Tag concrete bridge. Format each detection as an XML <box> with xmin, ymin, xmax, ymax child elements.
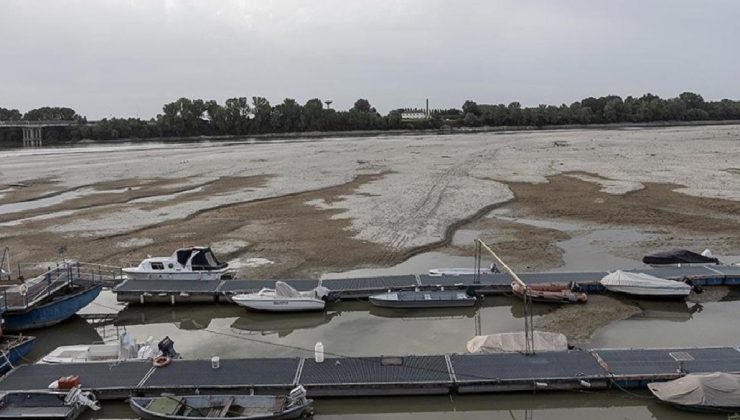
<box><xmin>0</xmin><ymin>120</ymin><xmax>80</xmax><ymax>147</ymax></box>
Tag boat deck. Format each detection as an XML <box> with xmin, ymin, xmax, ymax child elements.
<box><xmin>1</xmin><ymin>346</ymin><xmax>738</xmax><ymax>399</ymax></box>
<box><xmin>112</xmin><ymin>265</ymin><xmax>740</xmax><ymax>303</ymax></box>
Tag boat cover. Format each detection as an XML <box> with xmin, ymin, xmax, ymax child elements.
<box><xmin>648</xmin><ymin>373</ymin><xmax>740</xmax><ymax>408</ymax></box>
<box><xmin>600</xmin><ymin>270</ymin><xmax>691</xmax><ymax>292</ymax></box>
<box><xmin>275</xmin><ymin>281</ymin><xmax>301</xmax><ymax>298</ymax></box>
<box><xmin>466</xmin><ymin>331</ymin><xmax>568</xmax><ymax>353</ymax></box>
<box><xmin>642</xmin><ymin>249</ymin><xmax>719</xmax><ymax>265</ymax></box>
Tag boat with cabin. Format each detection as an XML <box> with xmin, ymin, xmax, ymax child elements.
<box><xmin>122</xmin><ymin>247</ymin><xmax>231</xmax><ymax>281</ymax></box>
<box><xmin>231</xmin><ymin>282</ymin><xmax>330</xmax><ymax>312</ymax></box>
<box><xmin>369</xmin><ymin>288</ymin><xmax>477</xmax><ymax>308</ymax></box>
<box><xmin>129</xmin><ymin>385</ymin><xmax>313</xmax><ymax>420</ymax></box>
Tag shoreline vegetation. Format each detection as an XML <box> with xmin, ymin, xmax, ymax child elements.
<box><xmin>2</xmin><ymin>92</ymin><xmax>740</xmax><ymax>145</ymax></box>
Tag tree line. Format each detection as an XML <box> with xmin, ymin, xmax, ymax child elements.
<box><xmin>2</xmin><ymin>92</ymin><xmax>740</xmax><ymax>142</ymax></box>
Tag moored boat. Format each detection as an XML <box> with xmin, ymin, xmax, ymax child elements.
<box><xmin>511</xmin><ymin>281</ymin><xmax>587</xmax><ymax>303</ymax></box>
<box><xmin>231</xmin><ymin>282</ymin><xmax>329</xmax><ymax>312</ymax></box>
<box><xmin>39</xmin><ymin>333</ymin><xmax>176</xmax><ymax>364</ymax></box>
<box><xmin>467</xmin><ymin>331</ymin><xmax>568</xmax><ymax>353</ymax></box>
<box><xmin>369</xmin><ymin>289</ymin><xmax>476</xmax><ymax>308</ymax></box>
<box><xmin>2</xmin><ymin>283</ymin><xmax>102</xmax><ymax>331</ymax></box>
<box><xmin>123</xmin><ymin>247</ymin><xmax>231</xmax><ymax>281</ymax></box>
<box><xmin>648</xmin><ymin>372</ymin><xmax>740</xmax><ymax>413</ymax></box>
<box><xmin>642</xmin><ymin>248</ymin><xmax>720</xmax><ymax>266</ymax></box>
<box><xmin>429</xmin><ymin>263</ymin><xmax>500</xmax><ymax>277</ymax></box>
<box><xmin>0</xmin><ymin>387</ymin><xmax>100</xmax><ymax>419</ymax></box>
<box><xmin>0</xmin><ymin>334</ymin><xmax>36</xmax><ymax>374</ymax></box>
<box><xmin>129</xmin><ymin>385</ymin><xmax>313</xmax><ymax>420</ymax></box>
<box><xmin>600</xmin><ymin>270</ymin><xmax>692</xmax><ymax>298</ymax></box>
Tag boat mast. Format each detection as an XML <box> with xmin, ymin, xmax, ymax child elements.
<box><xmin>475</xmin><ymin>239</ymin><xmax>535</xmax><ymax>355</ymax></box>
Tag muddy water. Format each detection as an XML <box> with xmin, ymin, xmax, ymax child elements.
<box><xmin>35</xmin><ymin>221</ymin><xmax>738</xmax><ymax>419</ymax></box>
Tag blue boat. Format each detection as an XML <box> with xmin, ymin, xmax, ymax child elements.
<box><xmin>3</xmin><ymin>284</ymin><xmax>102</xmax><ymax>332</ymax></box>
<box><xmin>0</xmin><ymin>335</ymin><xmax>36</xmax><ymax>374</ymax></box>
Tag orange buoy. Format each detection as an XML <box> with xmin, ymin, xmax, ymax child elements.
<box><xmin>152</xmin><ymin>356</ymin><xmax>171</xmax><ymax>368</ymax></box>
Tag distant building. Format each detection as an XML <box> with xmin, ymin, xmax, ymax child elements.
<box><xmin>401</xmin><ymin>109</ymin><xmax>429</xmax><ymax>120</ymax></box>
<box><xmin>401</xmin><ymin>99</ymin><xmax>432</xmax><ymax>120</ymax></box>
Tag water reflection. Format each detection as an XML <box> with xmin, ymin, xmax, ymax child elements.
<box><xmin>231</xmin><ymin>310</ymin><xmax>342</xmax><ymax>337</ymax></box>
<box><xmin>27</xmin><ymin>315</ymin><xmax>103</xmax><ymax>361</ymax></box>
<box><xmin>114</xmin><ymin>303</ymin><xmax>241</xmax><ymax>330</ymax></box>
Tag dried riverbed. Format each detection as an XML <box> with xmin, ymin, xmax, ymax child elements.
<box><xmin>1</xmin><ymin>127</ymin><xmax>739</xmax><ymax>419</ymax></box>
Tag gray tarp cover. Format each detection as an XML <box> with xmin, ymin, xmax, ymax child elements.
<box><xmin>466</xmin><ymin>331</ymin><xmax>568</xmax><ymax>353</ymax></box>
<box><xmin>648</xmin><ymin>373</ymin><xmax>740</xmax><ymax>408</ymax></box>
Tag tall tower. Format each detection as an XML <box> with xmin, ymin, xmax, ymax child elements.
<box><xmin>425</xmin><ymin>98</ymin><xmax>429</xmax><ymax>118</ymax></box>
<box><xmin>324</xmin><ymin>100</ymin><xmax>333</xmax><ymax>110</ymax></box>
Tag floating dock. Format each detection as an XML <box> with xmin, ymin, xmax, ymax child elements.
<box><xmin>1</xmin><ymin>346</ymin><xmax>738</xmax><ymax>399</ymax></box>
<box><xmin>112</xmin><ymin>265</ymin><xmax>740</xmax><ymax>304</ymax></box>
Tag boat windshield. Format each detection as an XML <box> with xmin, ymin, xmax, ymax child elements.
<box><xmin>274</xmin><ymin>281</ymin><xmax>301</xmax><ymax>298</ymax></box>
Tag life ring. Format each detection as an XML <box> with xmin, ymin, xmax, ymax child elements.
<box><xmin>152</xmin><ymin>356</ymin><xmax>171</xmax><ymax>368</ymax></box>
<box><xmin>19</xmin><ymin>283</ymin><xmax>28</xmax><ymax>296</ymax></box>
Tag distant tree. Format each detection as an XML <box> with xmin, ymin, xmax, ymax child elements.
<box><xmin>679</xmin><ymin>92</ymin><xmax>705</xmax><ymax>110</ymax></box>
<box><xmin>352</xmin><ymin>99</ymin><xmax>372</xmax><ymax>113</ymax></box>
<box><xmin>302</xmin><ymin>98</ymin><xmax>325</xmax><ymax>131</ymax></box>
<box><xmin>462</xmin><ymin>100</ymin><xmax>481</xmax><ymax>116</ymax></box>
<box><xmin>0</xmin><ymin>108</ymin><xmax>22</xmax><ymax>121</ymax></box>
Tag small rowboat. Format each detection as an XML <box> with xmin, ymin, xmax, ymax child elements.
<box><xmin>129</xmin><ymin>386</ymin><xmax>313</xmax><ymax>420</ymax></box>
<box><xmin>369</xmin><ymin>289</ymin><xmax>477</xmax><ymax>308</ymax></box>
<box><xmin>511</xmin><ymin>281</ymin><xmax>587</xmax><ymax>303</ymax></box>
<box><xmin>0</xmin><ymin>387</ymin><xmax>100</xmax><ymax>419</ymax></box>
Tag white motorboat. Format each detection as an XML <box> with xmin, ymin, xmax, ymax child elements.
<box><xmin>600</xmin><ymin>270</ymin><xmax>692</xmax><ymax>297</ymax></box>
<box><xmin>429</xmin><ymin>263</ymin><xmax>500</xmax><ymax>277</ymax></box>
<box><xmin>39</xmin><ymin>334</ymin><xmax>175</xmax><ymax>364</ymax></box>
<box><xmin>648</xmin><ymin>372</ymin><xmax>740</xmax><ymax>413</ymax></box>
<box><xmin>123</xmin><ymin>247</ymin><xmax>230</xmax><ymax>281</ymax></box>
<box><xmin>231</xmin><ymin>282</ymin><xmax>330</xmax><ymax>312</ymax></box>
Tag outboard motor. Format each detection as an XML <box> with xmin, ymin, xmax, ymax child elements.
<box><xmin>287</xmin><ymin>385</ymin><xmax>308</xmax><ymax>407</ymax></box>
<box><xmin>684</xmin><ymin>278</ymin><xmax>703</xmax><ymax>294</ymax></box>
<box><xmin>158</xmin><ymin>336</ymin><xmax>179</xmax><ymax>358</ymax></box>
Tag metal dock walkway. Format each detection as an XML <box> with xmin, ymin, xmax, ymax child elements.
<box><xmin>112</xmin><ymin>265</ymin><xmax>740</xmax><ymax>304</ymax></box>
<box><xmin>1</xmin><ymin>346</ymin><xmax>739</xmax><ymax>399</ymax></box>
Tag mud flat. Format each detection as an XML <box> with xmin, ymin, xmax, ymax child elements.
<box><xmin>0</xmin><ymin>125</ymin><xmax>738</xmax><ymax>277</ymax></box>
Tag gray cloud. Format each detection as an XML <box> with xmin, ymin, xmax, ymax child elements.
<box><xmin>1</xmin><ymin>0</ymin><xmax>738</xmax><ymax>119</ymax></box>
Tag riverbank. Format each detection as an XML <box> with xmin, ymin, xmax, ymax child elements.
<box><xmin>2</xmin><ymin>119</ymin><xmax>740</xmax><ymax>149</ymax></box>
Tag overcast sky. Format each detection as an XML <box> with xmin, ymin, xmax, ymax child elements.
<box><xmin>1</xmin><ymin>0</ymin><xmax>738</xmax><ymax>119</ymax></box>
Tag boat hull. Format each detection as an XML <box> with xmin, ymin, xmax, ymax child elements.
<box><xmin>0</xmin><ymin>335</ymin><xmax>36</xmax><ymax>374</ymax></box>
<box><xmin>0</xmin><ymin>391</ymin><xmax>85</xmax><ymax>419</ymax></box>
<box><xmin>3</xmin><ymin>284</ymin><xmax>103</xmax><ymax>331</ymax></box>
<box><xmin>603</xmin><ymin>285</ymin><xmax>690</xmax><ymax>298</ymax></box>
<box><xmin>232</xmin><ymin>298</ymin><xmax>325</xmax><ymax>312</ymax></box>
<box><xmin>122</xmin><ymin>269</ymin><xmax>227</xmax><ymax>281</ymax></box>
<box><xmin>130</xmin><ymin>396</ymin><xmax>312</xmax><ymax>420</ymax></box>
<box><xmin>369</xmin><ymin>296</ymin><xmax>476</xmax><ymax>309</ymax></box>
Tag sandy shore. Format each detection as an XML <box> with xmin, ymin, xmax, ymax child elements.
<box><xmin>1</xmin><ymin>124</ymin><xmax>739</xmax><ymax>278</ymax></box>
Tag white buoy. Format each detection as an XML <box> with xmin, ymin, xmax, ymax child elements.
<box><xmin>211</xmin><ymin>356</ymin><xmax>220</xmax><ymax>369</ymax></box>
<box><xmin>314</xmin><ymin>342</ymin><xmax>324</xmax><ymax>363</ymax></box>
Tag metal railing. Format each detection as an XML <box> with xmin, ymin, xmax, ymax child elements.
<box><xmin>1</xmin><ymin>261</ymin><xmax>124</xmax><ymax>312</ymax></box>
